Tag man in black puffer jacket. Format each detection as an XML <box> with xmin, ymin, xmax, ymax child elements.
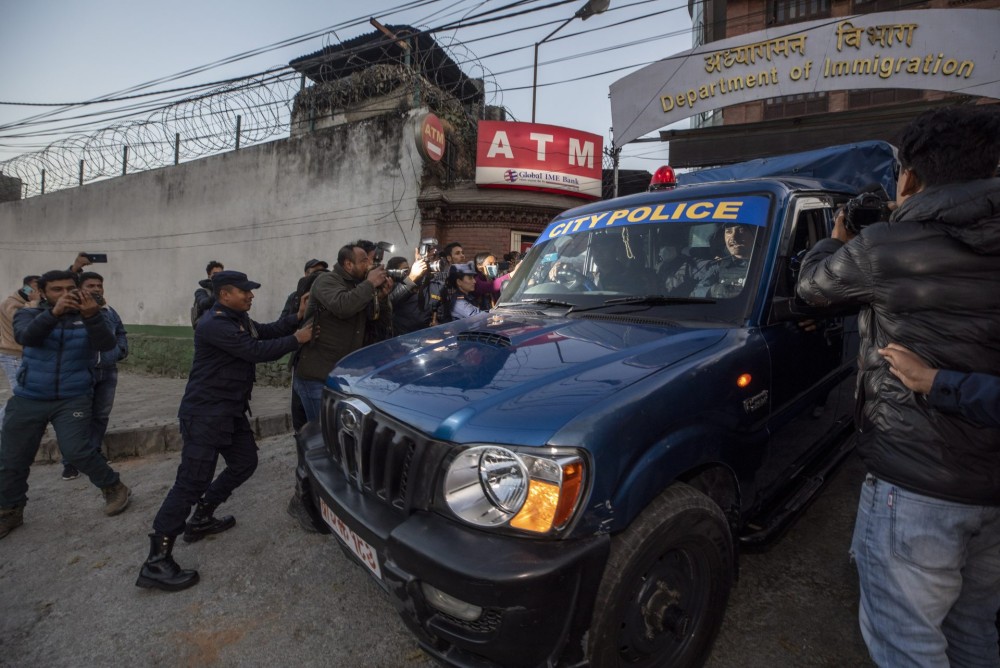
<box><xmin>797</xmin><ymin>106</ymin><xmax>1000</xmax><ymax>668</ymax></box>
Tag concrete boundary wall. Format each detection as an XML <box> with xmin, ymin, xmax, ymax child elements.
<box><xmin>0</xmin><ymin>110</ymin><xmax>428</xmax><ymax>325</ymax></box>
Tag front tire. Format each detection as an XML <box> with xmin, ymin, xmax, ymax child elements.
<box><xmin>587</xmin><ymin>483</ymin><xmax>734</xmax><ymax>667</ymax></box>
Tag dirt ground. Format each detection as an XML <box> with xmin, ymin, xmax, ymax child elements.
<box><xmin>0</xmin><ymin>430</ymin><xmax>875</xmax><ymax>667</ymax></box>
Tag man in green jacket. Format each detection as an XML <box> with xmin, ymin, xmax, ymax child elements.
<box><xmin>292</xmin><ymin>243</ymin><xmax>387</xmax><ymax>423</ymax></box>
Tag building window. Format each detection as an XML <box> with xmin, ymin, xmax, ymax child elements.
<box><xmin>763</xmin><ymin>92</ymin><xmax>829</xmax><ymax>120</ymax></box>
<box><xmin>511</xmin><ymin>231</ymin><xmax>538</xmax><ymax>254</ymax></box>
<box><xmin>767</xmin><ymin>0</ymin><xmax>831</xmax><ymax>26</ymax></box>
<box><xmin>853</xmin><ymin>0</ymin><xmax>929</xmax><ymax>11</ymax></box>
<box><xmin>848</xmin><ymin>88</ymin><xmax>923</xmax><ymax>109</ymax></box>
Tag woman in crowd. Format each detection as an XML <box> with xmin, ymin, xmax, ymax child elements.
<box><xmin>473</xmin><ymin>252</ymin><xmax>501</xmax><ymax>310</ymax></box>
<box><xmin>447</xmin><ymin>262</ymin><xmax>484</xmax><ymax>321</ymax></box>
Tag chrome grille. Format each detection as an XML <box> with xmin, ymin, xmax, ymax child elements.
<box><xmin>321</xmin><ymin>390</ymin><xmax>426</xmax><ymax>511</ymax></box>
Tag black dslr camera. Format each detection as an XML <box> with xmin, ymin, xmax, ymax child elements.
<box><xmin>418</xmin><ymin>237</ymin><xmax>443</xmax><ymax>273</ymax></box>
<box><xmin>372</xmin><ymin>241</ymin><xmax>410</xmax><ymax>281</ymax></box>
<box><xmin>843</xmin><ymin>184</ymin><xmax>892</xmax><ymax>234</ymax></box>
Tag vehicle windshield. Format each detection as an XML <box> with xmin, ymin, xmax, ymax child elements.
<box><xmin>501</xmin><ymin>195</ymin><xmax>772</xmax><ymax>324</ymax></box>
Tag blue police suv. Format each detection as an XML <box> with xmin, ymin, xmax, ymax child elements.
<box><xmin>293</xmin><ymin>142</ymin><xmax>896</xmax><ymax>667</ymax></box>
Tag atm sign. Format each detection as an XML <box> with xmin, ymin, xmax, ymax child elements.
<box><xmin>419</xmin><ymin>113</ymin><xmax>445</xmax><ymax>162</ymax></box>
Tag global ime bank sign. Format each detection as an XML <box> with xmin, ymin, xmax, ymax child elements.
<box><xmin>475</xmin><ymin>121</ymin><xmax>603</xmax><ymax>200</ymax></box>
<box><xmin>610</xmin><ymin>8</ymin><xmax>1000</xmax><ymax>147</ymax></box>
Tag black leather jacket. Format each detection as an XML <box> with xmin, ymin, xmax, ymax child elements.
<box><xmin>797</xmin><ymin>178</ymin><xmax>1000</xmax><ymax>505</ymax></box>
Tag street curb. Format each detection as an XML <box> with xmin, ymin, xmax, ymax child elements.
<box><xmin>35</xmin><ymin>413</ymin><xmax>293</xmax><ymax>463</ymax></box>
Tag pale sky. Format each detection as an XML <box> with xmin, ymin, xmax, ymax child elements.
<box><xmin>0</xmin><ymin>0</ymin><xmax>696</xmax><ymax>178</ymax></box>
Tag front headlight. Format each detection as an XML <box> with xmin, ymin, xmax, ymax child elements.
<box><xmin>442</xmin><ymin>445</ymin><xmax>587</xmax><ymax>535</ymax></box>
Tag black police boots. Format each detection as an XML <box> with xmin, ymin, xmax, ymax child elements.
<box><xmin>182</xmin><ymin>501</ymin><xmax>236</xmax><ymax>543</ymax></box>
<box><xmin>135</xmin><ymin>533</ymin><xmax>200</xmax><ymax>591</ymax></box>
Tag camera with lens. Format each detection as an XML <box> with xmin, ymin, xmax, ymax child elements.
<box><xmin>418</xmin><ymin>237</ymin><xmax>443</xmax><ymax>273</ymax></box>
<box><xmin>843</xmin><ymin>185</ymin><xmax>891</xmax><ymax>234</ymax></box>
<box><xmin>386</xmin><ymin>267</ymin><xmax>410</xmax><ymax>280</ymax></box>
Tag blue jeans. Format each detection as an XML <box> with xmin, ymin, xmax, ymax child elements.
<box><xmin>851</xmin><ymin>474</ymin><xmax>1000</xmax><ymax>667</ymax></box>
<box><xmin>292</xmin><ymin>375</ymin><xmax>325</xmax><ymax>426</ymax></box>
<box><xmin>0</xmin><ymin>353</ymin><xmax>21</xmax><ymax>436</ymax></box>
<box><xmin>62</xmin><ymin>366</ymin><xmax>118</xmax><ymax>465</ymax></box>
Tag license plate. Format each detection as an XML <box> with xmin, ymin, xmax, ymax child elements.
<box><xmin>319</xmin><ymin>497</ymin><xmax>383</xmax><ymax>580</ymax></box>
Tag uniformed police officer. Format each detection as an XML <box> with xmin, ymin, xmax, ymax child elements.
<box><xmin>136</xmin><ymin>270</ymin><xmax>313</xmax><ymax>592</ymax></box>
<box><xmin>664</xmin><ymin>223</ymin><xmax>756</xmax><ymax>298</ymax></box>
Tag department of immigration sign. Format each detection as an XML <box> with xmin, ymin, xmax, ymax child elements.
<box><xmin>610</xmin><ymin>9</ymin><xmax>1000</xmax><ymax>147</ymax></box>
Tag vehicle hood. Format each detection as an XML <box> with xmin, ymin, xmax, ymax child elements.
<box><xmin>328</xmin><ymin>312</ymin><xmax>727</xmax><ymax>444</ymax></box>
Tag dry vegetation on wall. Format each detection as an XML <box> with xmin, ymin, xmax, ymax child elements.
<box><xmin>292</xmin><ymin>63</ymin><xmax>478</xmax><ymax>183</ymax></box>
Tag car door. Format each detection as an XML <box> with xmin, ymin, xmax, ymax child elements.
<box><xmin>755</xmin><ymin>196</ymin><xmax>855</xmax><ymax>500</ymax></box>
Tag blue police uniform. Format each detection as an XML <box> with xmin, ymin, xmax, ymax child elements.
<box><xmin>151</xmin><ymin>274</ymin><xmax>301</xmax><ymax>538</ymax></box>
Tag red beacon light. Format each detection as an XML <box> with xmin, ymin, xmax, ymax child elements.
<box><xmin>648</xmin><ymin>165</ymin><xmax>677</xmax><ymax>192</ymax></box>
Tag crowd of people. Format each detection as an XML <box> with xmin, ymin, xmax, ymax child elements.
<box><xmin>1</xmin><ymin>106</ymin><xmax>997</xmax><ymax>668</ymax></box>
<box><xmin>0</xmin><ymin>238</ymin><xmax>521</xmax><ymax>592</ymax></box>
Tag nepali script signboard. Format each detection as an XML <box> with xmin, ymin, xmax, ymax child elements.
<box><xmin>476</xmin><ymin>121</ymin><xmax>603</xmax><ymax>200</ymax></box>
<box><xmin>609</xmin><ymin>9</ymin><xmax>1000</xmax><ymax>147</ymax></box>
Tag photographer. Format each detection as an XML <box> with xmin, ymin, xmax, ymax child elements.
<box><xmin>796</xmin><ymin>106</ymin><xmax>1000</xmax><ymax>667</ymax></box>
<box><xmin>0</xmin><ymin>270</ymin><xmax>132</xmax><ymax>539</ymax></box>
<box><xmin>386</xmin><ymin>254</ymin><xmax>430</xmax><ymax>336</ymax></box>
<box><xmin>357</xmin><ymin>241</ymin><xmax>429</xmax><ymax>342</ymax></box>
<box><xmin>429</xmin><ymin>242</ymin><xmax>465</xmax><ymax>325</ymax></box>
<box><xmin>294</xmin><ymin>243</ymin><xmax>387</xmax><ymax>423</ymax></box>
<box><xmin>59</xmin><ymin>271</ymin><xmax>128</xmax><ymax>480</ymax></box>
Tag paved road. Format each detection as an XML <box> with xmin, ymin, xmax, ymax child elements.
<box><xmin>0</xmin><ymin>433</ymin><xmax>873</xmax><ymax>667</ymax></box>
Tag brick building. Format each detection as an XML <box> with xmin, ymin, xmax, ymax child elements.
<box><xmin>662</xmin><ymin>0</ymin><xmax>1000</xmax><ymax>166</ymax></box>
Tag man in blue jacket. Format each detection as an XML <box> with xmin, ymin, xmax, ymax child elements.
<box><xmin>136</xmin><ymin>270</ymin><xmax>313</xmax><ymax>592</ymax></box>
<box><xmin>0</xmin><ymin>270</ymin><xmax>132</xmax><ymax>539</ymax></box>
<box><xmin>60</xmin><ymin>271</ymin><xmax>128</xmax><ymax>479</ymax></box>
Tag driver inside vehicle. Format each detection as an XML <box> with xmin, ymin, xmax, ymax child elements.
<box><xmin>664</xmin><ymin>223</ymin><xmax>756</xmax><ymax>298</ymax></box>
<box><xmin>540</xmin><ymin>232</ymin><xmax>658</xmax><ymax>294</ymax></box>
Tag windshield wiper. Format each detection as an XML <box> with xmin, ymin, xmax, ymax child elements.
<box><xmin>500</xmin><ymin>298</ymin><xmax>576</xmax><ymax>310</ymax></box>
<box><xmin>570</xmin><ymin>295</ymin><xmax>716</xmax><ymax>313</ymax></box>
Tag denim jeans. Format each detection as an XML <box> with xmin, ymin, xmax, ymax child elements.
<box><xmin>292</xmin><ymin>375</ymin><xmax>325</xmax><ymax>426</ymax></box>
<box><xmin>0</xmin><ymin>353</ymin><xmax>21</xmax><ymax>435</ymax></box>
<box><xmin>62</xmin><ymin>366</ymin><xmax>118</xmax><ymax>465</ymax></box>
<box><xmin>0</xmin><ymin>394</ymin><xmax>119</xmax><ymax>507</ymax></box>
<box><xmin>851</xmin><ymin>474</ymin><xmax>1000</xmax><ymax>668</ymax></box>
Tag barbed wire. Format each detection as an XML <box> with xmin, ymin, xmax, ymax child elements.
<box><xmin>0</xmin><ymin>67</ymin><xmax>302</xmax><ymax>198</ymax></box>
<box><xmin>0</xmin><ymin>28</ymin><xmax>497</xmax><ymax>200</ymax></box>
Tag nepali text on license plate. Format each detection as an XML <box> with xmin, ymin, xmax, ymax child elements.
<box><xmin>319</xmin><ymin>497</ymin><xmax>383</xmax><ymax>580</ymax></box>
